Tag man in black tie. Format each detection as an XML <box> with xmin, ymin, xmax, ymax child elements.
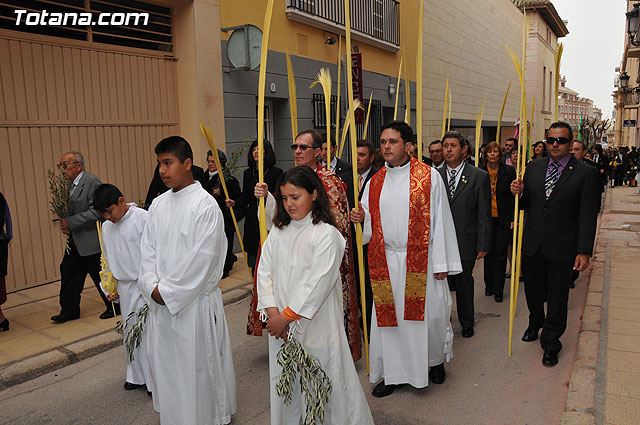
<box><xmin>511</xmin><ymin>122</ymin><xmax>601</xmax><ymax>367</ymax></box>
<box><xmin>353</xmin><ymin>139</ymin><xmax>379</xmax><ymax>334</ymax></box>
<box><xmin>438</xmin><ymin>132</ymin><xmax>492</xmax><ymax>339</ymax></box>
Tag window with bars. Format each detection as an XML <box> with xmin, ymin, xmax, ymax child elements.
<box><xmin>312</xmin><ymin>93</ymin><xmax>344</xmax><ymax>132</ymax></box>
<box><xmin>0</xmin><ymin>0</ymin><xmax>172</xmax><ymax>52</ymax></box>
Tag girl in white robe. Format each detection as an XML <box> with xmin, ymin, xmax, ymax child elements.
<box><xmin>257</xmin><ymin>166</ymin><xmax>373</xmax><ymax>425</ymax></box>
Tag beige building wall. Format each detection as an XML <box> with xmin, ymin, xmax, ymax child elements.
<box><xmin>0</xmin><ymin>0</ymin><xmax>226</xmax><ymax>292</ymax></box>
<box><xmin>525</xmin><ymin>10</ymin><xmax>560</xmax><ymax>142</ymax></box>
<box><xmin>173</xmin><ymin>0</ymin><xmax>226</xmax><ymax>165</ymax></box>
<box><xmin>421</xmin><ymin>0</ymin><xmax>523</xmax><ymax>147</ymax></box>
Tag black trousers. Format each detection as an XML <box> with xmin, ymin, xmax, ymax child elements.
<box><xmin>484</xmin><ymin>218</ymin><xmax>510</xmax><ymax>296</ymax></box>
<box><xmin>223</xmin><ymin>227</ymin><xmax>237</xmax><ymax>274</ymax></box>
<box><xmin>448</xmin><ymin>259</ymin><xmax>476</xmax><ymax>328</ymax></box>
<box><xmin>522</xmin><ymin>248</ymin><xmax>573</xmax><ymax>353</ymax></box>
<box><xmin>59</xmin><ymin>240</ymin><xmax>110</xmax><ymax>317</ymax></box>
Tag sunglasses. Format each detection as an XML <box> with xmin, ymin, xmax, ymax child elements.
<box><xmin>545</xmin><ymin>137</ymin><xmax>571</xmax><ymax>145</ymax></box>
<box><xmin>290</xmin><ymin>144</ymin><xmax>314</xmax><ymax>151</ymax></box>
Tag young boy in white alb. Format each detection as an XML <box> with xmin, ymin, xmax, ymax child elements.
<box><xmin>93</xmin><ymin>183</ymin><xmax>152</xmax><ymax>393</ymax></box>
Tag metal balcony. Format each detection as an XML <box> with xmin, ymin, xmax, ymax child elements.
<box><xmin>286</xmin><ymin>0</ymin><xmax>401</xmax><ymax>52</ymax></box>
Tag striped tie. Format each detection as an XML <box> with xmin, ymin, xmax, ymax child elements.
<box><xmin>448</xmin><ymin>169</ymin><xmax>457</xmax><ymax>198</ymax></box>
<box><xmin>545</xmin><ymin>161</ymin><xmax>560</xmax><ymax>200</ymax></box>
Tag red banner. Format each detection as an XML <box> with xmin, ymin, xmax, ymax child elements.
<box><xmin>351</xmin><ymin>52</ymin><xmax>364</xmax><ymax>124</ymax></box>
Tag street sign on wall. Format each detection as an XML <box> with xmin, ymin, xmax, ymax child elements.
<box><xmin>623</xmin><ymin>119</ymin><xmax>636</xmax><ymax>127</ymax></box>
<box><xmin>351</xmin><ymin>52</ymin><xmax>364</xmax><ymax>124</ymax></box>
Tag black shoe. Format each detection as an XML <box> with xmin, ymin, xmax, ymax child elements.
<box><xmin>51</xmin><ymin>313</ymin><xmax>80</xmax><ymax>323</ymax></box>
<box><xmin>521</xmin><ymin>328</ymin><xmax>539</xmax><ymax>342</ymax></box>
<box><xmin>569</xmin><ymin>282</ymin><xmax>575</xmax><ymax>289</ymax></box>
<box><xmin>494</xmin><ymin>295</ymin><xmax>503</xmax><ymax>303</ymax></box>
<box><xmin>372</xmin><ymin>381</ymin><xmax>405</xmax><ymax>398</ymax></box>
<box><xmin>123</xmin><ymin>382</ymin><xmax>145</xmax><ymax>391</ymax></box>
<box><xmin>100</xmin><ymin>309</ymin><xmax>117</xmax><ymax>320</ymax></box>
<box><xmin>485</xmin><ymin>289</ymin><xmax>494</xmax><ymax>296</ymax></box>
<box><xmin>429</xmin><ymin>363</ymin><xmax>446</xmax><ymax>384</ymax></box>
<box><xmin>221</xmin><ymin>271</ymin><xmax>230</xmax><ymax>279</ymax></box>
<box><xmin>0</xmin><ymin>318</ymin><xmax>9</xmax><ymax>331</ymax></box>
<box><xmin>542</xmin><ymin>350</ymin><xmax>559</xmax><ymax>367</ymax></box>
<box><xmin>461</xmin><ymin>327</ymin><xmax>474</xmax><ymax>338</ymax></box>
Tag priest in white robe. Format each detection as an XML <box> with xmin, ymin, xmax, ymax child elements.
<box><xmin>100</xmin><ymin>200</ymin><xmax>152</xmax><ymax>391</ymax></box>
<box><xmin>138</xmin><ymin>136</ymin><xmax>236</xmax><ymax>425</ymax></box>
<box><xmin>351</xmin><ymin>121</ymin><xmax>462</xmax><ymax>398</ymax></box>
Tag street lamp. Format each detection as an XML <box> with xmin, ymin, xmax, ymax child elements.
<box><xmin>627</xmin><ymin>3</ymin><xmax>640</xmax><ymax>46</ymax></box>
<box><xmin>620</xmin><ymin>71</ymin><xmax>631</xmax><ymax>90</ymax></box>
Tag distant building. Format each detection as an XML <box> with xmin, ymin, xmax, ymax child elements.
<box><xmin>557</xmin><ymin>76</ymin><xmax>594</xmax><ymax>129</ymax></box>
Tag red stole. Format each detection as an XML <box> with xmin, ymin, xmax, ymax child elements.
<box><xmin>368</xmin><ymin>158</ymin><xmax>431</xmax><ymax>327</ymax></box>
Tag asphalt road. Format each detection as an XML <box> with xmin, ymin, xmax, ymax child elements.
<box><xmin>0</xmin><ymin>264</ymin><xmax>588</xmax><ymax>425</ymax></box>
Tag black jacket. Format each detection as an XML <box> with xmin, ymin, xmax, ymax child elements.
<box><xmin>481</xmin><ymin>163</ymin><xmax>516</xmax><ymax>228</ymax></box>
<box><xmin>438</xmin><ymin>163</ymin><xmax>492</xmax><ymax>261</ymax></box>
<box><xmin>202</xmin><ymin>171</ymin><xmax>242</xmax><ymax>236</ymax></box>
<box><xmin>519</xmin><ymin>156</ymin><xmax>601</xmax><ymax>262</ymax></box>
<box><xmin>235</xmin><ymin>166</ymin><xmax>284</xmax><ymax>256</ymax></box>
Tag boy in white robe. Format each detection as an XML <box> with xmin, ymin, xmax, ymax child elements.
<box><xmin>138</xmin><ymin>136</ymin><xmax>236</xmax><ymax>425</ymax></box>
<box><xmin>94</xmin><ymin>184</ymin><xmax>152</xmax><ymax>393</ymax></box>
<box><xmin>257</xmin><ymin>166</ymin><xmax>374</xmax><ymax>425</ymax></box>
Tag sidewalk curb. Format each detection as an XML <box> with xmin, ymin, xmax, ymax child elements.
<box><xmin>0</xmin><ymin>283</ymin><xmax>252</xmax><ymax>390</ymax></box>
<box><xmin>561</xmin><ymin>205</ymin><xmax>608</xmax><ymax>425</ymax></box>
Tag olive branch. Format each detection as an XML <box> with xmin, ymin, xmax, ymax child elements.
<box><xmin>47</xmin><ymin>169</ymin><xmax>72</xmax><ymax>253</ymax></box>
<box><xmin>275</xmin><ymin>337</ymin><xmax>332</xmax><ymax>425</ymax></box>
<box><xmin>115</xmin><ymin>304</ymin><xmax>149</xmax><ymax>362</ymax></box>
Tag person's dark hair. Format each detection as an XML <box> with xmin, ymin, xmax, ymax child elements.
<box><xmin>247</xmin><ymin>139</ymin><xmax>277</xmax><ymax>169</ymax></box>
<box><xmin>442</xmin><ymin>131</ymin><xmax>465</xmax><ymax>147</ymax></box>
<box><xmin>593</xmin><ymin>144</ymin><xmax>604</xmax><ymax>156</ymax></box>
<box><xmin>381</xmin><ymin>120</ymin><xmax>413</xmax><ymax>143</ymax></box>
<box><xmin>506</xmin><ymin>137</ymin><xmax>517</xmax><ymax>144</ymax></box>
<box><xmin>93</xmin><ymin>184</ymin><xmax>123</xmax><ymax>213</ymax></box>
<box><xmin>572</xmin><ymin>140</ymin><xmax>586</xmax><ymax>151</ymax></box>
<box><xmin>207</xmin><ymin>149</ymin><xmax>227</xmax><ymax>167</ymax></box>
<box><xmin>549</xmin><ymin>121</ymin><xmax>573</xmax><ymax>141</ymax></box>
<box><xmin>429</xmin><ymin>140</ymin><xmax>442</xmax><ymax>148</ymax></box>
<box><xmin>321</xmin><ymin>132</ymin><xmax>337</xmax><ymax>148</ymax></box>
<box><xmin>356</xmin><ymin>139</ymin><xmax>374</xmax><ymax>155</ymax></box>
<box><xmin>296</xmin><ymin>129</ymin><xmax>323</xmax><ymax>148</ymax></box>
<box><xmin>484</xmin><ymin>141</ymin><xmax>504</xmax><ymax>164</ymax></box>
<box><xmin>532</xmin><ymin>141</ymin><xmax>548</xmax><ymax>158</ymax></box>
<box><xmin>154</xmin><ymin>136</ymin><xmax>193</xmax><ymax>162</ymax></box>
<box><xmin>272</xmin><ymin>166</ymin><xmax>337</xmax><ymax>230</ymax></box>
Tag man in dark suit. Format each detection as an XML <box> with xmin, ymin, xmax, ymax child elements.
<box><xmin>321</xmin><ymin>133</ymin><xmax>352</xmax><ymax>181</ymax></box>
<box><xmin>53</xmin><ymin>151</ymin><xmax>114</xmax><ymax>323</ymax></box>
<box><xmin>203</xmin><ymin>150</ymin><xmax>242</xmax><ymax>278</ymax></box>
<box><xmin>511</xmin><ymin>122</ymin><xmax>601</xmax><ymax>367</ymax></box>
<box><xmin>438</xmin><ymin>132</ymin><xmax>492</xmax><ymax>338</ymax></box>
<box><xmin>349</xmin><ymin>139</ymin><xmax>379</xmax><ymax>334</ymax></box>
<box><xmin>591</xmin><ymin>144</ymin><xmax>608</xmax><ymax>189</ymax></box>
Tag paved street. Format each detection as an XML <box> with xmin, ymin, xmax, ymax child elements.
<box><xmin>0</xmin><ymin>258</ymin><xmax>589</xmax><ymax>425</ymax></box>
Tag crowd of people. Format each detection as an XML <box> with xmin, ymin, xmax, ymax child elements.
<box><xmin>0</xmin><ymin>118</ymin><xmax>607</xmax><ymax>424</ymax></box>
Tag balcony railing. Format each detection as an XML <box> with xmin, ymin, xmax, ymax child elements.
<box><xmin>286</xmin><ymin>0</ymin><xmax>400</xmax><ymax>50</ymax></box>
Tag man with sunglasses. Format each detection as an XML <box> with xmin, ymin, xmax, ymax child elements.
<box><xmin>511</xmin><ymin>122</ymin><xmax>601</xmax><ymax>367</ymax></box>
<box><xmin>51</xmin><ymin>151</ymin><xmax>115</xmax><ymax>323</ymax></box>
